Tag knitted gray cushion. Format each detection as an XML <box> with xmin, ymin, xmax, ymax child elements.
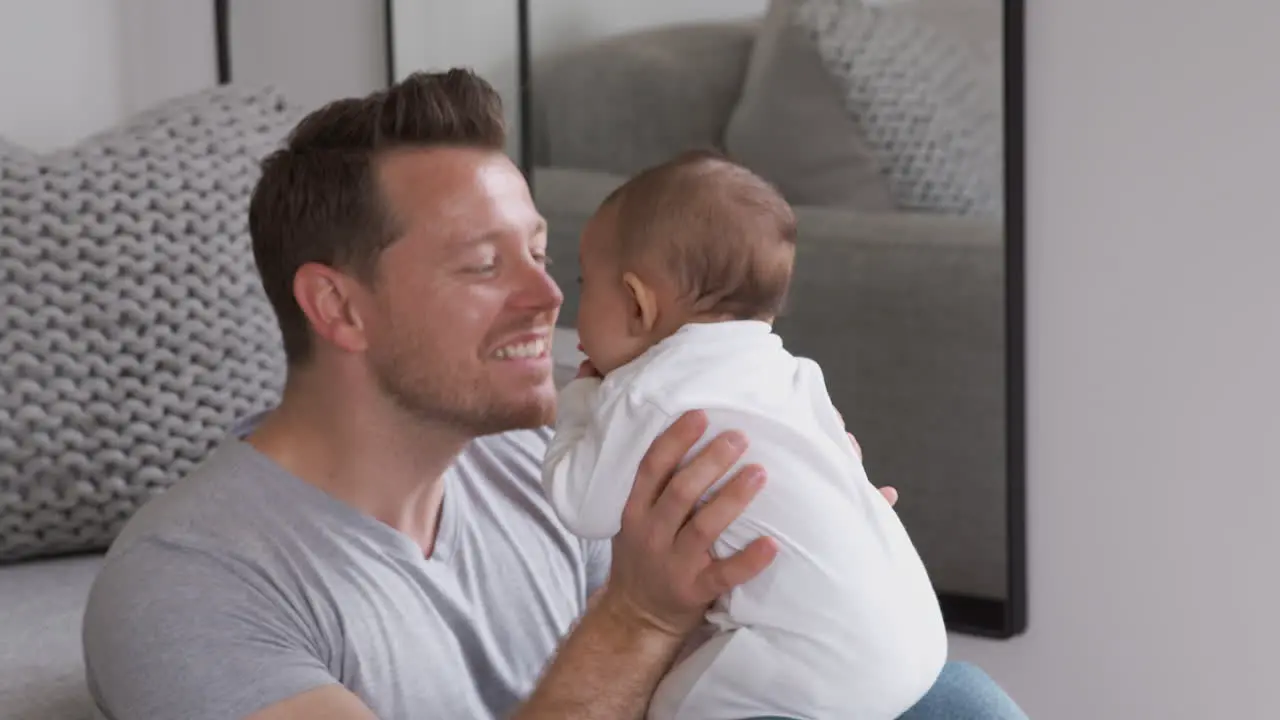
<box><xmin>724</xmin><ymin>0</ymin><xmax>896</xmax><ymax>211</ymax></box>
<box><xmin>793</xmin><ymin>0</ymin><xmax>1004</xmax><ymax>217</ymax></box>
<box><xmin>0</xmin><ymin>85</ymin><xmax>299</xmax><ymax>562</ymax></box>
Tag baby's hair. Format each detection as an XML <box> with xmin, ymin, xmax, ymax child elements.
<box><xmin>602</xmin><ymin>149</ymin><xmax>797</xmax><ymax>321</ymax></box>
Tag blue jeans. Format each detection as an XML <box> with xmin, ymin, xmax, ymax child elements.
<box><xmin>898</xmin><ymin>661</ymin><xmax>1027</xmax><ymax>719</ymax></box>
<box><xmin>750</xmin><ymin>660</ymin><xmax>1028</xmax><ymax>720</ymax></box>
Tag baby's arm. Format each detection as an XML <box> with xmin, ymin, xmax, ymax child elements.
<box><xmin>542</xmin><ymin>378</ymin><xmax>675</xmax><ymax>540</ymax></box>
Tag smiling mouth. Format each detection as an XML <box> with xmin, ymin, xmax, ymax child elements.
<box><xmin>492</xmin><ymin>337</ymin><xmax>549</xmax><ymax>360</ymax></box>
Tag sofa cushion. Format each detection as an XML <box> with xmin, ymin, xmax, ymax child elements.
<box><xmin>531</xmin><ymin>22</ymin><xmax>758</xmax><ymax>177</ymax></box>
<box><xmin>0</xmin><ymin>85</ymin><xmax>299</xmax><ymax>563</ymax></box>
<box><xmin>794</xmin><ymin>0</ymin><xmax>1005</xmax><ymax>217</ymax></box>
<box><xmin>724</xmin><ymin>0</ymin><xmax>896</xmax><ymax>210</ymax></box>
<box><xmin>0</xmin><ymin>554</ymin><xmax>104</xmax><ymax>719</ymax></box>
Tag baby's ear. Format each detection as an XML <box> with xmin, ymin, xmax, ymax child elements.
<box><xmin>622</xmin><ymin>272</ymin><xmax>659</xmax><ymax>335</ymax></box>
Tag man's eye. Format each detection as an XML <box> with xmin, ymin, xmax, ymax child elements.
<box><xmin>466</xmin><ymin>263</ymin><xmax>497</xmax><ymax>274</ymax></box>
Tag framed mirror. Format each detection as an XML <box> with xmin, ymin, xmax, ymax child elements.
<box><xmin>389</xmin><ymin>0</ymin><xmax>1025</xmax><ymax>639</ymax></box>
<box><xmin>386</xmin><ymin>1</ymin><xmax>527</xmax><ymax>168</ymax></box>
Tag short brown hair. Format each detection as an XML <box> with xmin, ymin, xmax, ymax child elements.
<box><xmin>603</xmin><ymin>149</ymin><xmax>797</xmax><ymax>321</ymax></box>
<box><xmin>248</xmin><ymin>69</ymin><xmax>506</xmax><ymax>365</ymax></box>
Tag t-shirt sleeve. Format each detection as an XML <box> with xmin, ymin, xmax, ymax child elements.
<box><xmin>83</xmin><ymin>539</ymin><xmax>339</xmax><ymax>720</ymax></box>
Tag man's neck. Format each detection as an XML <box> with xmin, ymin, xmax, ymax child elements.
<box><xmin>246</xmin><ymin>368</ymin><xmax>471</xmax><ymax>556</ymax></box>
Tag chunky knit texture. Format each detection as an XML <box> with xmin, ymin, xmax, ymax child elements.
<box><xmin>793</xmin><ymin>0</ymin><xmax>1004</xmax><ymax>217</ymax></box>
<box><xmin>0</xmin><ymin>85</ymin><xmax>301</xmax><ymax>562</ymax></box>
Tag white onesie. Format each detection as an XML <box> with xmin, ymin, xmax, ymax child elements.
<box><xmin>543</xmin><ymin>320</ymin><xmax>948</xmax><ymax>720</ymax></box>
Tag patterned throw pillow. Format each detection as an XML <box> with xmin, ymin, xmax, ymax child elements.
<box><xmin>793</xmin><ymin>0</ymin><xmax>1004</xmax><ymax>217</ymax></box>
<box><xmin>0</xmin><ymin>85</ymin><xmax>300</xmax><ymax>562</ymax></box>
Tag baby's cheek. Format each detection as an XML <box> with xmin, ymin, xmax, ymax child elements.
<box><xmin>578</xmin><ymin>315</ymin><xmax>613</xmax><ymax>357</ymax></box>
<box><xmin>576</xmin><ymin>316</ymin><xmax>619</xmax><ymax>369</ymax></box>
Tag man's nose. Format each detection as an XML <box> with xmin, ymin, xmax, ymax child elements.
<box><xmin>514</xmin><ymin>260</ymin><xmax>564</xmax><ymax>311</ymax></box>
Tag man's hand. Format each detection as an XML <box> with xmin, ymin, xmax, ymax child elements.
<box><xmin>839</xmin><ymin>413</ymin><xmax>897</xmax><ymax>508</ymax></box>
<box><xmin>599</xmin><ymin>410</ymin><xmax>776</xmax><ymax>638</ymax></box>
<box><xmin>514</xmin><ymin>410</ymin><xmax>769</xmax><ymax>719</ymax></box>
<box><xmin>576</xmin><ymin>359</ymin><xmax>602</xmax><ymax>379</ymax></box>
<box><xmin>878</xmin><ymin>484</ymin><xmax>899</xmax><ymax>507</ymax></box>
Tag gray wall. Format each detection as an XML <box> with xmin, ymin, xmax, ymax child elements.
<box><xmin>949</xmin><ymin>1</ymin><xmax>1278</xmax><ymax>717</ymax></box>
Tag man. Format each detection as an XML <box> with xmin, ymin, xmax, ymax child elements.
<box><xmin>81</xmin><ymin>70</ymin><xmax>1026</xmax><ymax>719</ymax></box>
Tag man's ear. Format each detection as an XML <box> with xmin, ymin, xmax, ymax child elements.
<box><xmin>622</xmin><ymin>271</ymin><xmax>659</xmax><ymax>335</ymax></box>
<box><xmin>292</xmin><ymin>263</ymin><xmax>369</xmax><ymax>354</ymax></box>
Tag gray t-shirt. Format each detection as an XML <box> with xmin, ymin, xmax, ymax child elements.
<box><xmin>82</xmin><ymin>422</ymin><xmax>611</xmax><ymax>720</ymax></box>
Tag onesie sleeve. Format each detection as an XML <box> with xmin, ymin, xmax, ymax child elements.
<box><xmin>83</xmin><ymin>539</ymin><xmax>339</xmax><ymax>720</ymax></box>
<box><xmin>542</xmin><ymin>377</ymin><xmax>676</xmax><ymax>540</ymax></box>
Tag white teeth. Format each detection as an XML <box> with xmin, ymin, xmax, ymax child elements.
<box><xmin>494</xmin><ymin>338</ymin><xmax>547</xmax><ymax>360</ymax></box>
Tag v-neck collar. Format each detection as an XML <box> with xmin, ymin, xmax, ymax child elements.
<box><xmin>222</xmin><ymin>418</ymin><xmax>465</xmax><ymax>566</ymax></box>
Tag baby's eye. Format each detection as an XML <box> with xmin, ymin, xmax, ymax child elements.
<box><xmin>465</xmin><ymin>262</ymin><xmax>497</xmax><ymax>274</ymax></box>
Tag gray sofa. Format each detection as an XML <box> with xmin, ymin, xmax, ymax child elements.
<box><xmin>1</xmin><ymin>555</ymin><xmax>101</xmax><ymax>719</ymax></box>
<box><xmin>531</xmin><ymin>6</ymin><xmax>1008</xmax><ymax>608</ymax></box>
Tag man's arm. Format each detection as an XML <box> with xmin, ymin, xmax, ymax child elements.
<box><xmin>516</xmin><ymin>410</ymin><xmax>777</xmax><ymax>720</ymax></box>
<box><xmin>246</xmin><ymin>686</ymin><xmax>377</xmax><ymax>720</ymax></box>
<box><xmin>83</xmin><ymin>542</ymin><xmax>354</xmax><ymax>720</ymax></box>
<box><xmin>514</xmin><ymin>594</ymin><xmax>685</xmax><ymax>720</ymax></box>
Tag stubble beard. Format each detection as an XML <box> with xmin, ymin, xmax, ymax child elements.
<box><xmin>372</xmin><ymin>347</ymin><xmax>556</xmax><ymax>437</ymax></box>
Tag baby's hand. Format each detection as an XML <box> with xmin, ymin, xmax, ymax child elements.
<box><xmin>576</xmin><ymin>359</ymin><xmax>602</xmax><ymax>379</ymax></box>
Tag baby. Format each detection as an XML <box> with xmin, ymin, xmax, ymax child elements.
<box><xmin>542</xmin><ymin>150</ymin><xmax>947</xmax><ymax>720</ymax></box>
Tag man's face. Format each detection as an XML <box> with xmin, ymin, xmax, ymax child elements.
<box><xmin>361</xmin><ymin>147</ymin><xmax>562</xmax><ymax>435</ymax></box>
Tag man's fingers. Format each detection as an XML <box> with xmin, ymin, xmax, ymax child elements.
<box><xmin>696</xmin><ymin>536</ymin><xmax>778</xmax><ymax>600</ymax></box>
<box><xmin>672</xmin><ymin>464</ymin><xmax>765</xmax><ymax>558</ymax></box>
<box><xmin>650</xmin><ymin>431</ymin><xmax>748</xmax><ymax>541</ymax></box>
<box><xmin>879</xmin><ymin>486</ymin><xmax>898</xmax><ymax>507</ymax></box>
<box><xmin>846</xmin><ymin>431</ymin><xmax>862</xmax><ymax>460</ymax></box>
<box><xmin>575</xmin><ymin>360</ymin><xmax>599</xmax><ymax>379</ymax></box>
<box><xmin>626</xmin><ymin>411</ymin><xmax>708</xmax><ymax>516</ymax></box>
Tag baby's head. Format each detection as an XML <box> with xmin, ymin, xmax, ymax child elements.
<box><xmin>575</xmin><ymin>150</ymin><xmax>797</xmax><ymax>375</ymax></box>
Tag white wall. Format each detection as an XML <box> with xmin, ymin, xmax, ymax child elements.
<box><xmin>0</xmin><ymin>0</ymin><xmax>382</xmax><ymax>152</ymax></box>
<box><xmin>0</xmin><ymin>0</ymin><xmax>196</xmax><ymax>151</ymax></box>
<box><xmin>117</xmin><ymin>0</ymin><xmax>219</xmax><ymax>121</ymax></box>
<box><xmin>946</xmin><ymin>1</ymin><xmax>1279</xmax><ymax>717</ymax></box>
<box><xmin>0</xmin><ymin>0</ymin><xmax>214</xmax><ymax>152</ymax></box>
<box><xmin>0</xmin><ymin>0</ymin><xmax>125</xmax><ymax>150</ymax></box>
